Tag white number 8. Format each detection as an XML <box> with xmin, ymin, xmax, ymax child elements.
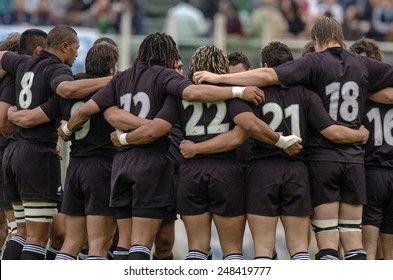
<box><xmin>19</xmin><ymin>72</ymin><xmax>34</xmax><ymax>109</ymax></box>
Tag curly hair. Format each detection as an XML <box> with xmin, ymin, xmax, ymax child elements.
<box><xmin>349</xmin><ymin>37</ymin><xmax>383</xmax><ymax>62</ymax></box>
<box><xmin>0</xmin><ymin>32</ymin><xmax>20</xmax><ymax>52</ymax></box>
<box><xmin>187</xmin><ymin>45</ymin><xmax>229</xmax><ymax>80</ymax></box>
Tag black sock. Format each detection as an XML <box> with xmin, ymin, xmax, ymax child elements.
<box><xmin>113</xmin><ymin>247</ymin><xmax>129</xmax><ymax>260</ymax></box>
<box><xmin>153</xmin><ymin>253</ymin><xmax>174</xmax><ymax>260</ymax></box>
<box><xmin>1</xmin><ymin>235</ymin><xmax>25</xmax><ymax>260</ymax></box>
<box><xmin>344</xmin><ymin>249</ymin><xmax>367</xmax><ymax>260</ymax></box>
<box><xmin>21</xmin><ymin>244</ymin><xmax>46</xmax><ymax>260</ymax></box>
<box><xmin>315</xmin><ymin>248</ymin><xmax>339</xmax><ymax>260</ymax></box>
<box><xmin>207</xmin><ymin>247</ymin><xmax>213</xmax><ymax>260</ymax></box>
<box><xmin>46</xmin><ymin>243</ymin><xmax>60</xmax><ymax>260</ymax></box>
<box><xmin>185</xmin><ymin>250</ymin><xmax>208</xmax><ymax>260</ymax></box>
<box><xmin>78</xmin><ymin>248</ymin><xmax>88</xmax><ymax>260</ymax></box>
<box><xmin>55</xmin><ymin>252</ymin><xmax>77</xmax><ymax>260</ymax></box>
<box><xmin>128</xmin><ymin>245</ymin><xmax>150</xmax><ymax>260</ymax></box>
<box><xmin>107</xmin><ymin>245</ymin><xmax>116</xmax><ymax>260</ymax></box>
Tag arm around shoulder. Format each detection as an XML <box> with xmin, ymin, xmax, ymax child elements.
<box><xmin>320</xmin><ymin>125</ymin><xmax>369</xmax><ymax>144</ymax></box>
<box><xmin>56</xmin><ymin>76</ymin><xmax>112</xmax><ymax>99</ymax></box>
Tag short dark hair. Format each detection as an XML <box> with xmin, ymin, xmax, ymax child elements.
<box><xmin>85</xmin><ymin>43</ymin><xmax>119</xmax><ymax>77</ymax></box>
<box><xmin>93</xmin><ymin>37</ymin><xmax>118</xmax><ymax>49</ymax></box>
<box><xmin>19</xmin><ymin>28</ymin><xmax>47</xmax><ymax>55</ymax></box>
<box><xmin>227</xmin><ymin>51</ymin><xmax>251</xmax><ymax>70</ymax></box>
<box><xmin>350</xmin><ymin>37</ymin><xmax>383</xmax><ymax>62</ymax></box>
<box><xmin>47</xmin><ymin>25</ymin><xmax>78</xmax><ymax>49</ymax></box>
<box><xmin>260</xmin><ymin>41</ymin><xmax>293</xmax><ymax>67</ymax></box>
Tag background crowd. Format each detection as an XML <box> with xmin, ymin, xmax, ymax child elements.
<box><xmin>1</xmin><ymin>0</ymin><xmax>393</xmax><ymax>42</ymax></box>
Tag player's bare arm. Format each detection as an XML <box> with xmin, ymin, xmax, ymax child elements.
<box><xmin>111</xmin><ymin>118</ymin><xmax>172</xmax><ymax>147</ymax></box>
<box><xmin>58</xmin><ymin>99</ymin><xmax>100</xmax><ymax>141</ymax></box>
<box><xmin>7</xmin><ymin>106</ymin><xmax>50</xmax><ymax>128</ymax></box>
<box><xmin>193</xmin><ymin>68</ymin><xmax>279</xmax><ymax>87</ymax></box>
<box><xmin>367</xmin><ymin>87</ymin><xmax>393</xmax><ymax>104</ymax></box>
<box><xmin>0</xmin><ymin>101</ymin><xmax>12</xmax><ymax>138</ymax></box>
<box><xmin>179</xmin><ymin>125</ymin><xmax>249</xmax><ymax>159</ymax></box>
<box><xmin>321</xmin><ymin>124</ymin><xmax>369</xmax><ymax>144</ymax></box>
<box><xmin>183</xmin><ymin>84</ymin><xmax>265</xmax><ymax>106</ymax></box>
<box><xmin>103</xmin><ymin>106</ymin><xmax>150</xmax><ymax>131</ymax></box>
<box><xmin>234</xmin><ymin>112</ymin><xmax>303</xmax><ymax>156</ymax></box>
<box><xmin>56</xmin><ymin>76</ymin><xmax>112</xmax><ymax>99</ymax></box>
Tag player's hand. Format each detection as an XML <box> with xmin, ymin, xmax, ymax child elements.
<box><xmin>284</xmin><ymin>141</ymin><xmax>303</xmax><ymax>156</ymax></box>
<box><xmin>275</xmin><ymin>135</ymin><xmax>302</xmax><ymax>149</ymax></box>
<box><xmin>56</xmin><ymin>142</ymin><xmax>62</xmax><ymax>154</ymax></box>
<box><xmin>193</xmin><ymin>71</ymin><xmax>219</xmax><ymax>84</ymax></box>
<box><xmin>179</xmin><ymin>139</ymin><xmax>198</xmax><ymax>158</ymax></box>
<box><xmin>243</xmin><ymin>86</ymin><xmax>265</xmax><ymax>105</ymax></box>
<box><xmin>359</xmin><ymin>125</ymin><xmax>369</xmax><ymax>144</ymax></box>
<box><xmin>110</xmin><ymin>130</ymin><xmax>122</xmax><ymax>147</ymax></box>
<box><xmin>57</xmin><ymin>120</ymin><xmax>71</xmax><ymax>142</ymax></box>
<box><xmin>6</xmin><ymin>106</ymin><xmax>17</xmax><ymax>122</ymax></box>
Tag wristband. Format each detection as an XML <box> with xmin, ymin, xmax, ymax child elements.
<box><xmin>232</xmin><ymin>86</ymin><xmax>245</xmax><ymax>99</ymax></box>
<box><xmin>274</xmin><ymin>135</ymin><xmax>287</xmax><ymax>149</ymax></box>
<box><xmin>61</xmin><ymin>123</ymin><xmax>72</xmax><ymax>136</ymax></box>
<box><xmin>119</xmin><ymin>133</ymin><xmax>129</xmax><ymax>145</ymax></box>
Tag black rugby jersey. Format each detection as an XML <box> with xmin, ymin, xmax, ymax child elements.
<box><xmin>1</xmin><ymin>51</ymin><xmax>74</xmax><ymax>143</ymax></box>
<box><xmin>230</xmin><ymin>85</ymin><xmax>334</xmax><ymax>160</ymax></box>
<box><xmin>41</xmin><ymin>73</ymin><xmax>116</xmax><ymax>159</ymax></box>
<box><xmin>274</xmin><ymin>47</ymin><xmax>393</xmax><ymax>162</ymax></box>
<box><xmin>0</xmin><ymin>74</ymin><xmax>15</xmax><ymax>150</ymax></box>
<box><xmin>92</xmin><ymin>62</ymin><xmax>192</xmax><ymax>150</ymax></box>
<box><xmin>363</xmin><ymin>100</ymin><xmax>393</xmax><ymax>168</ymax></box>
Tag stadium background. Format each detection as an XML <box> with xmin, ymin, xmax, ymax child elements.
<box><xmin>1</xmin><ymin>0</ymin><xmax>391</xmax><ymax>260</ymax></box>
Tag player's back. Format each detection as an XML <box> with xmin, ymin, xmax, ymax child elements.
<box><xmin>363</xmin><ymin>99</ymin><xmax>393</xmax><ymax>168</ymax></box>
<box><xmin>3</xmin><ymin>51</ymin><xmax>72</xmax><ymax>143</ymax></box>
<box><xmin>252</xmin><ymin>84</ymin><xmax>333</xmax><ymax>160</ymax></box>
<box><xmin>177</xmin><ymin>96</ymin><xmax>236</xmax><ymax>159</ymax></box>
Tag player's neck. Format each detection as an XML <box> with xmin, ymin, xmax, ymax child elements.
<box><xmin>317</xmin><ymin>42</ymin><xmax>342</xmax><ymax>52</ymax></box>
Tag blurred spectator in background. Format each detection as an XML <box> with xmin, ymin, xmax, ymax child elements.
<box><xmin>246</xmin><ymin>0</ymin><xmax>288</xmax><ymax>40</ymax></box>
<box><xmin>83</xmin><ymin>0</ymin><xmax>121</xmax><ymax>34</ymax></box>
<box><xmin>279</xmin><ymin>0</ymin><xmax>306</xmax><ymax>38</ymax></box>
<box><xmin>342</xmin><ymin>4</ymin><xmax>370</xmax><ymax>40</ymax></box>
<box><xmin>30</xmin><ymin>0</ymin><xmax>62</xmax><ymax>26</ymax></box>
<box><xmin>217</xmin><ymin>0</ymin><xmax>244</xmax><ymax>37</ymax></box>
<box><xmin>371</xmin><ymin>0</ymin><xmax>393</xmax><ymax>41</ymax></box>
<box><xmin>0</xmin><ymin>0</ymin><xmax>15</xmax><ymax>21</ymax></box>
<box><xmin>63</xmin><ymin>0</ymin><xmax>84</xmax><ymax>26</ymax></box>
<box><xmin>317</xmin><ymin>0</ymin><xmax>344</xmax><ymax>24</ymax></box>
<box><xmin>129</xmin><ymin>0</ymin><xmax>148</xmax><ymax>35</ymax></box>
<box><xmin>163</xmin><ymin>0</ymin><xmax>210</xmax><ymax>38</ymax></box>
<box><xmin>1</xmin><ymin>0</ymin><xmax>33</xmax><ymax>25</ymax></box>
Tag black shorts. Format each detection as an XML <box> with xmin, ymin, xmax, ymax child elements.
<box><xmin>61</xmin><ymin>158</ymin><xmax>115</xmax><ymax>216</ymax></box>
<box><xmin>307</xmin><ymin>161</ymin><xmax>366</xmax><ymax>207</ymax></box>
<box><xmin>2</xmin><ymin>141</ymin><xmax>61</xmax><ymax>202</ymax></box>
<box><xmin>0</xmin><ymin>149</ymin><xmax>12</xmax><ymax>210</ymax></box>
<box><xmin>177</xmin><ymin>158</ymin><xmax>245</xmax><ymax>216</ymax></box>
<box><xmin>363</xmin><ymin>167</ymin><xmax>393</xmax><ymax>234</ymax></box>
<box><xmin>246</xmin><ymin>158</ymin><xmax>313</xmax><ymax>216</ymax></box>
<box><xmin>110</xmin><ymin>148</ymin><xmax>175</xmax><ymax>210</ymax></box>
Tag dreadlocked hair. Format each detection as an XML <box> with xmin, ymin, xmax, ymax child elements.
<box><xmin>130</xmin><ymin>32</ymin><xmax>179</xmax><ymax>80</ymax></box>
<box><xmin>187</xmin><ymin>45</ymin><xmax>229</xmax><ymax>80</ymax></box>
